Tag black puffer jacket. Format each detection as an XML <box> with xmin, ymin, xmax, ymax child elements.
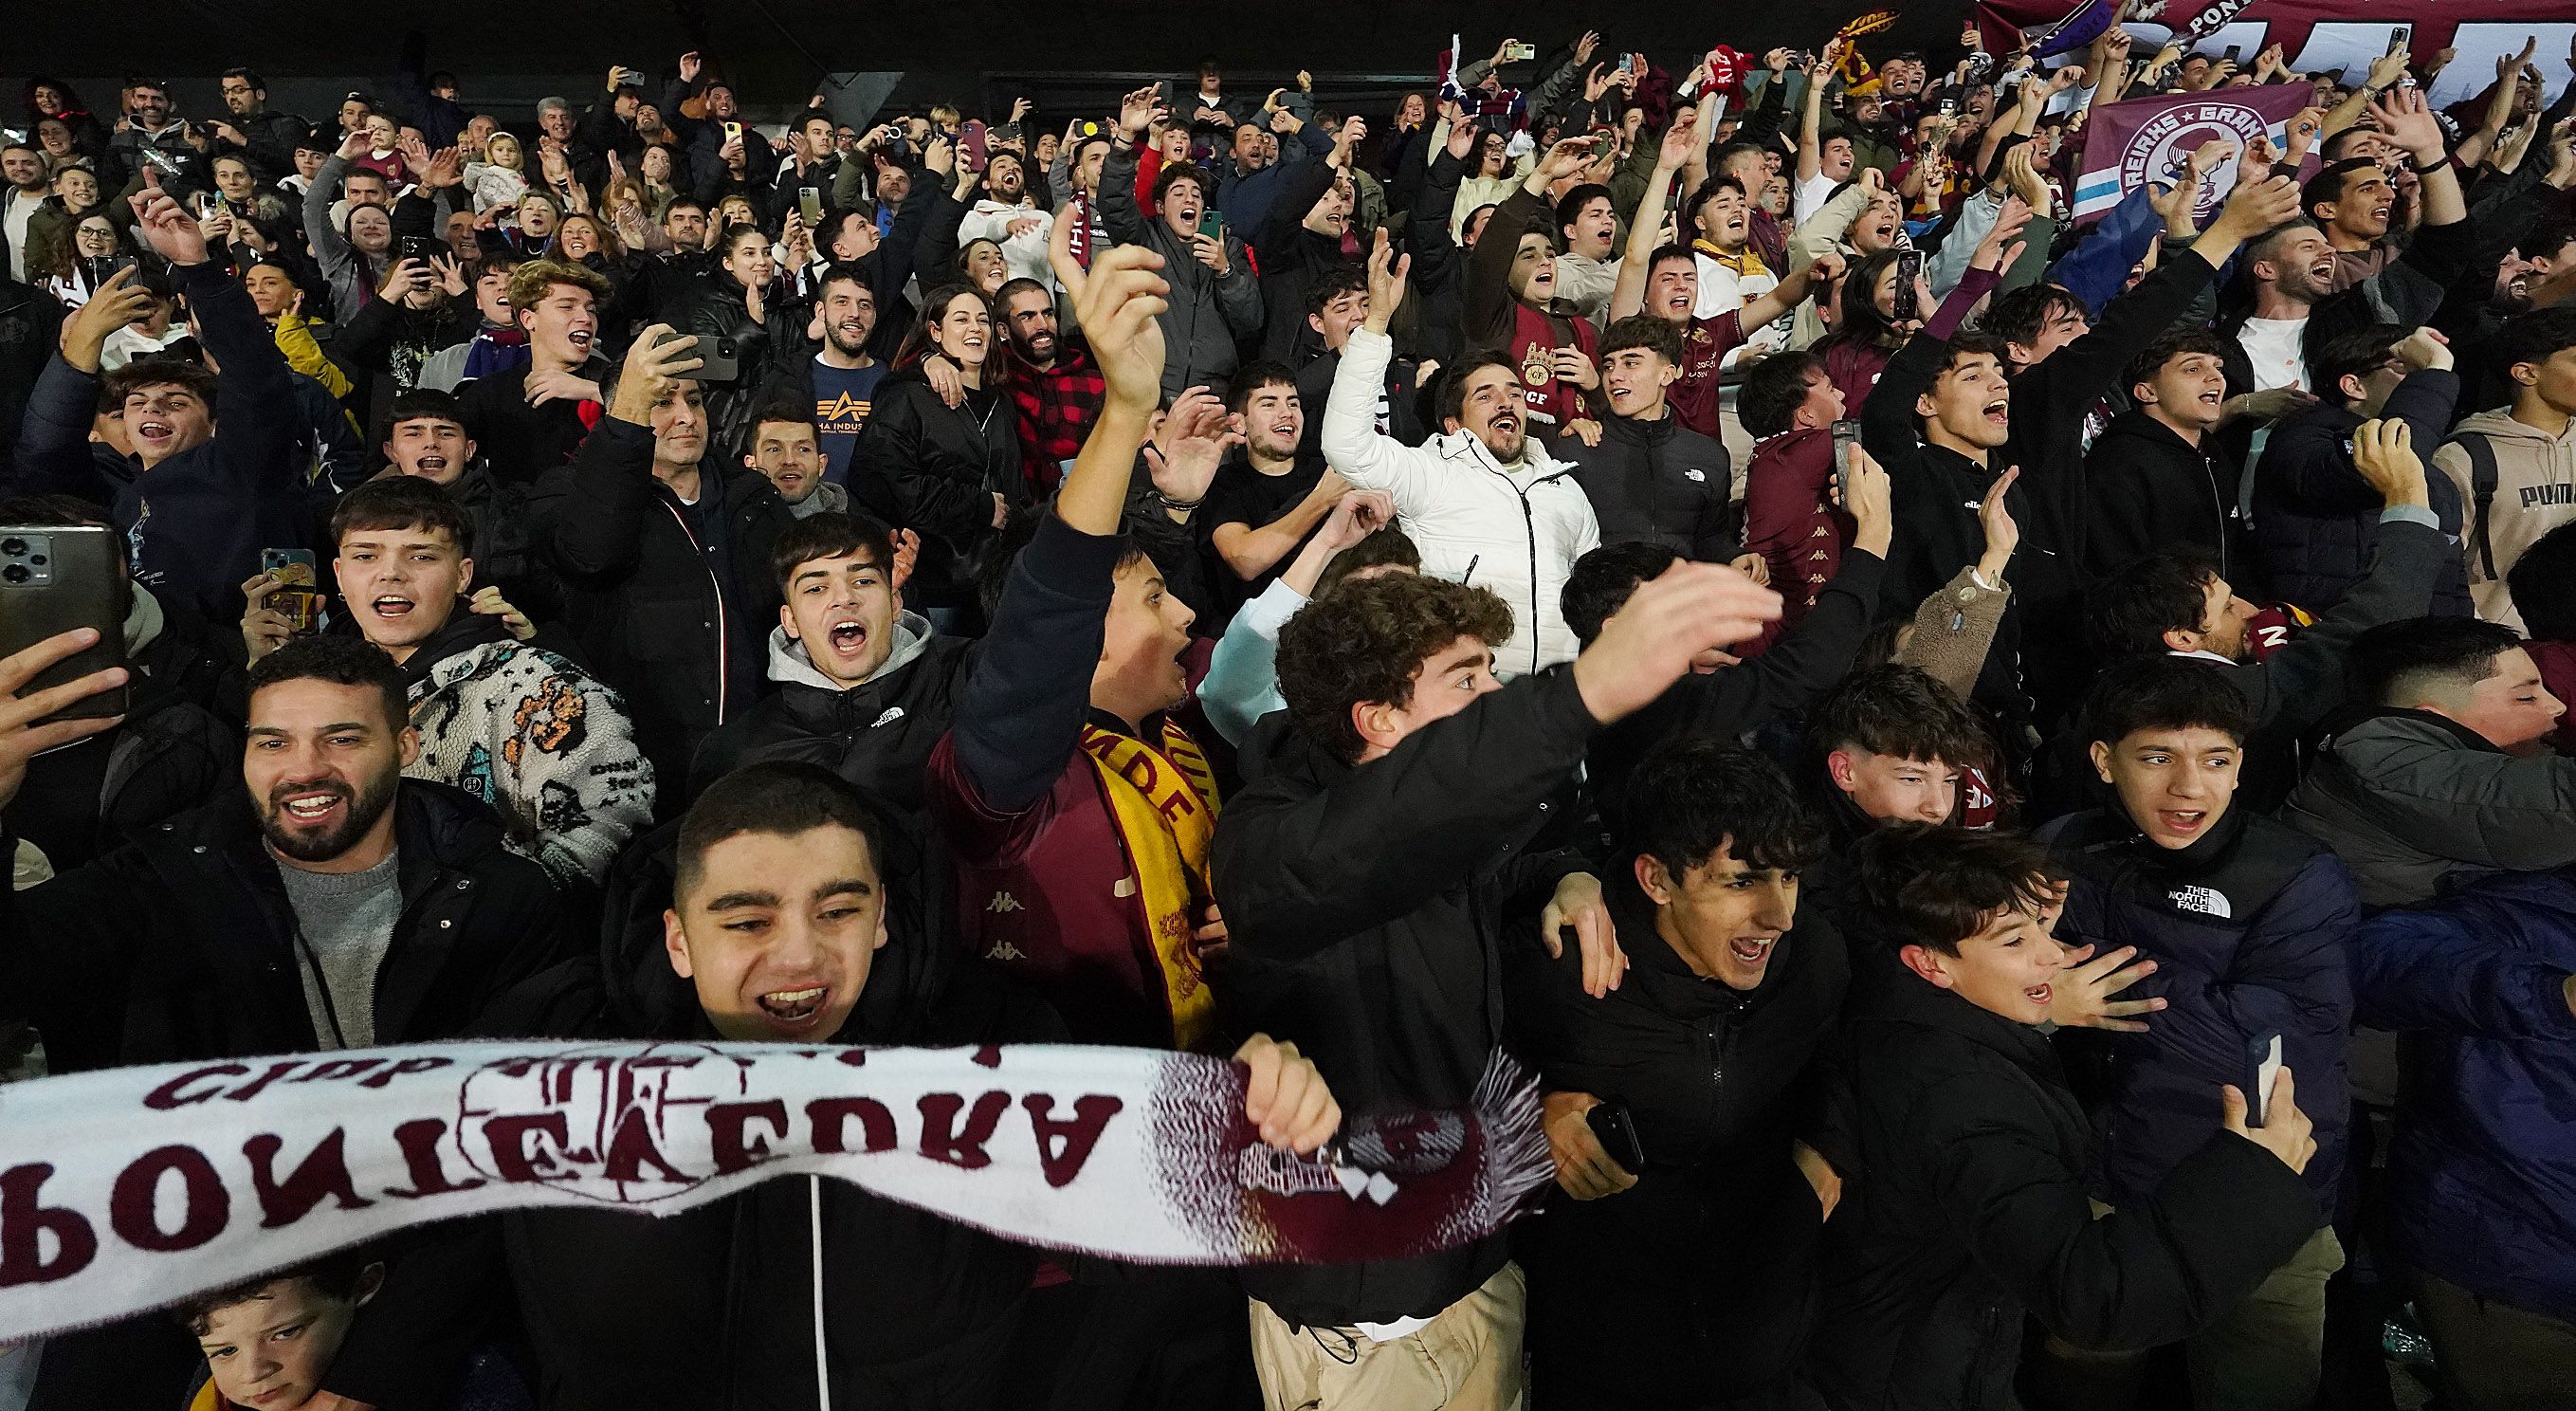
<box><xmin>1564</xmin><ymin>410</ymin><xmax>1736</xmax><ymax>561</ymax></box>
<box><xmin>1808</xmin><ymin>944</ymin><xmax>2317</xmax><ymax>1410</ymax></box>
<box><xmin>1506</xmin><ymin>870</ymin><xmax>1849</xmax><ymax>1408</ymax></box>
<box><xmin>2251</xmin><ymin>368</ymin><xmax>2471</xmax><ymax>616</ymax></box>
<box><xmin>4</xmin><ymin>779</ymin><xmax>577</xmax><ymax>1075</ymax></box>
<box><xmin>530</xmin><ymin>417</ymin><xmax>792</xmax><ymax>797</ymax></box>
<box><xmin>850</xmin><ymin>371</ymin><xmax>1025</xmax><ymax>611</ymax></box>
<box><xmin>1215</xmin><ymin>666</ymin><xmax>1597</xmax><ymax>1329</ymax></box>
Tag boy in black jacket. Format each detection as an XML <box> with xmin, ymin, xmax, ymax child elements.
<box><xmin>1809</xmin><ymin>826</ymin><xmax>2320</xmax><ymax>1411</ymax></box>
<box><xmin>1507</xmin><ymin>740</ymin><xmax>1845</xmax><ymax>1409</ymax></box>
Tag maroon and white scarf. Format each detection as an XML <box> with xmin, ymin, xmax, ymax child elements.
<box><xmin>0</xmin><ymin>1040</ymin><xmax>1546</xmax><ymax>1342</ymax></box>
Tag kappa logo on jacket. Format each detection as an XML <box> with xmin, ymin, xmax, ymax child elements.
<box><xmin>2167</xmin><ymin>884</ymin><xmax>2232</xmax><ymax>919</ymax></box>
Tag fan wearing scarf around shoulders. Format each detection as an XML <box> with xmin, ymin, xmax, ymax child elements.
<box><xmin>927</xmin><ymin>247</ymin><xmax>1228</xmax><ymax>1054</ymax></box>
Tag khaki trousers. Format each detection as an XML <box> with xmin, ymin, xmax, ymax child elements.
<box><xmin>1247</xmin><ymin>1262</ymin><xmax>1526</xmax><ymax>1411</ymax></box>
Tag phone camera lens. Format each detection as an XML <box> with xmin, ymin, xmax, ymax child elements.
<box><xmin>2</xmin><ymin>565</ymin><xmax>28</xmax><ymax>584</ymax></box>
<box><xmin>27</xmin><ymin>555</ymin><xmax>45</xmax><ymax>566</ymax></box>
<box><xmin>0</xmin><ymin>538</ymin><xmax>24</xmax><ymax>557</ymax></box>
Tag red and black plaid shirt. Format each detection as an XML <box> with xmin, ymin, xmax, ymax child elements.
<box><xmin>1010</xmin><ymin>345</ymin><xmax>1107</xmax><ymax>495</ymax></box>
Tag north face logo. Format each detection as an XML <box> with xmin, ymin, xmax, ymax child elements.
<box><xmin>870</xmin><ymin>706</ymin><xmax>905</xmax><ymax>729</ymax></box>
<box><xmin>2169</xmin><ymin>884</ymin><xmax>2232</xmax><ymax>919</ymax></box>
<box><xmin>1684</xmin><ymin>468</ymin><xmax>1707</xmax><ymax>483</ymax></box>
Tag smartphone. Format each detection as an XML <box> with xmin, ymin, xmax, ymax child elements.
<box><xmin>2386</xmin><ymin>28</ymin><xmax>2407</xmax><ymax>55</ymax></box>
<box><xmin>1938</xmin><ymin>97</ymin><xmax>1958</xmax><ymax>116</ymax></box>
<box><xmin>798</xmin><ymin>187</ymin><xmax>824</xmax><ymax>227</ymax></box>
<box><xmin>1197</xmin><ymin>209</ymin><xmax>1225</xmax><ymax>242</ymax></box>
<box><xmin>1586</xmin><ymin>1101</ymin><xmax>1646</xmax><ymax>1173</ymax></box>
<box><xmin>722</xmin><ymin>119</ymin><xmax>743</xmax><ymax>146</ymax></box>
<box><xmin>261</xmin><ymin>548</ymin><xmax>324</xmax><ymax>636</ymax></box>
<box><xmin>396</xmin><ymin>235</ymin><xmax>442</xmax><ymax>267</ymax></box>
<box><xmin>688</xmin><ymin>334</ymin><xmax>740</xmax><ymax>383</ymax></box>
<box><xmin>2222</xmin><ymin>44</ymin><xmax>2243</xmax><ymax>64</ymax></box>
<box><xmin>1892</xmin><ymin>248</ymin><xmax>1924</xmax><ymax>322</ymax></box>
<box><xmin>1830</xmin><ymin>418</ymin><xmax>1863</xmax><ymax>507</ymax></box>
<box><xmin>1504</xmin><ymin>41</ymin><xmax>1537</xmax><ymax>64</ymax></box>
<box><xmin>82</xmin><ymin>254</ymin><xmax>136</xmax><ymax>290</ymax></box>
<box><xmin>959</xmin><ymin>119</ymin><xmax>990</xmax><ymax>171</ymax></box>
<box><xmin>0</xmin><ymin>526</ymin><xmax>129</xmax><ymax>724</ymax></box>
<box><xmin>2244</xmin><ymin>1033</ymin><xmax>2285</xmax><ymax>1127</ymax></box>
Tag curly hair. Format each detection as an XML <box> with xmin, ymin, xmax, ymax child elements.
<box><xmin>1275</xmin><ymin>574</ymin><xmax>1513</xmax><ymax>763</ymax></box>
<box><xmin>503</xmin><ymin>257</ymin><xmax>611</xmax><ymax>321</ymax></box>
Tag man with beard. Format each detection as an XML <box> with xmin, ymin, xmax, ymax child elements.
<box><xmin>0</xmin><ymin>632</ymin><xmax>576</xmax><ymax>1411</ymax></box>
<box><xmin>749</xmin><ymin>264</ymin><xmax>886</xmax><ymax>486</ymax></box>
<box><xmin>999</xmin><ymin>276</ymin><xmax>1104</xmax><ymax>492</ymax></box>
<box><xmin>957</xmin><ymin>150</ymin><xmax>1055</xmax><ymax>291</ymax></box>
<box><xmin>207</xmin><ymin>68</ymin><xmax>308</xmax><ymax>184</ymax></box>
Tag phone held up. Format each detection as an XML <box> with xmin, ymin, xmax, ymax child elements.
<box><xmin>1891</xmin><ymin>247</ymin><xmax>1924</xmax><ymax>323</ymax></box>
<box><xmin>261</xmin><ymin>548</ymin><xmax>326</xmax><ymax>637</ymax></box>
<box><xmin>1830</xmin><ymin>419</ymin><xmax>1863</xmax><ymax>509</ymax></box>
<box><xmin>0</xmin><ymin>526</ymin><xmax>129</xmax><ymax>724</ymax></box>
<box><xmin>2244</xmin><ymin>1033</ymin><xmax>2285</xmax><ymax>1127</ymax></box>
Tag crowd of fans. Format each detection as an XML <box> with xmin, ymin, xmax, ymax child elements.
<box><xmin>2</xmin><ymin>13</ymin><xmax>2575</xmax><ymax>1411</ymax></box>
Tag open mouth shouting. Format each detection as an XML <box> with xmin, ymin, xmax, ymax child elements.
<box><xmin>1488</xmin><ymin>409</ymin><xmax>1521</xmax><ymax>443</ymax></box>
<box><xmin>1727</xmin><ymin>934</ymin><xmax>1778</xmax><ymax>967</ymax></box>
<box><xmin>566</xmin><ymin>327</ymin><xmax>594</xmax><ymax>354</ymax></box>
<box><xmin>2022</xmin><ymin>981</ymin><xmax>2054</xmax><ymax>1009</ymax></box>
<box><xmin>369</xmin><ymin>591</ymin><xmax>421</xmax><ymax>628</ymax></box>
<box><xmin>754</xmin><ymin>983</ymin><xmax>831</xmax><ymax>1033</ymax></box>
<box><xmin>818</xmin><ymin>613</ymin><xmax>870</xmax><ymax>666</ymax></box>
<box><xmin>1982</xmin><ymin>394</ymin><xmax>2009</xmax><ymax>429</ymax></box>
<box><xmin>133</xmin><ymin>416</ymin><xmax>177</xmax><ymax>452</ymax></box>
<box><xmin>2156</xmin><ymin>808</ymin><xmax>2209</xmax><ymax>839</ymax></box>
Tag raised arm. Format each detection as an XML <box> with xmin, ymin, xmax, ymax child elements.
<box><xmin>1611</xmin><ymin>114</ymin><xmax>1696</xmax><ymax>321</ymax></box>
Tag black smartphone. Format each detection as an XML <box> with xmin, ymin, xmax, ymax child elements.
<box><xmin>1587</xmin><ymin>1101</ymin><xmax>1646</xmax><ymax>1173</ymax></box>
<box><xmin>1830</xmin><ymin>418</ymin><xmax>1863</xmax><ymax>506</ymax></box>
<box><xmin>1892</xmin><ymin>248</ymin><xmax>1924</xmax><ymax>322</ymax></box>
<box><xmin>2243</xmin><ymin>1033</ymin><xmax>2284</xmax><ymax>1127</ymax></box>
<box><xmin>2386</xmin><ymin>28</ymin><xmax>2407</xmax><ymax>56</ymax></box>
<box><xmin>2222</xmin><ymin>45</ymin><xmax>2243</xmax><ymax>65</ymax></box>
<box><xmin>0</xmin><ymin>526</ymin><xmax>130</xmax><ymax>724</ymax></box>
<box><xmin>688</xmin><ymin>334</ymin><xmax>740</xmax><ymax>383</ymax></box>
<box><xmin>396</xmin><ymin>235</ymin><xmax>443</xmax><ymax>267</ymax></box>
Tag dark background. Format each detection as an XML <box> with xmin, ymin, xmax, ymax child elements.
<box><xmin>8</xmin><ymin>1</ymin><xmax>1973</xmax><ymax>130</ymax></box>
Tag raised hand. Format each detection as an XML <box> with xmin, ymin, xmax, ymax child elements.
<box><xmin>1361</xmin><ymin>226</ymin><xmax>1409</xmax><ymax>333</ymax></box>
<box><xmin>2369</xmin><ymin>83</ymin><xmax>2447</xmax><ymax>162</ymax></box>
<box><xmin>1974</xmin><ymin>194</ymin><xmax>2035</xmax><ymax>271</ymax></box>
<box><xmin>2351</xmin><ymin>416</ymin><xmax>2430</xmax><ymax>506</ymax></box>
<box><xmin>62</xmin><ymin>266</ymin><xmax>157</xmax><ymax>372</ymax></box>
<box><xmin>1075</xmin><ymin>244</ymin><xmax>1171</xmax><ymax>413</ymax></box>
<box><xmin>0</xmin><ymin>631</ymin><xmax>127</xmax><ymax>809</ymax></box>
<box><xmin>1976</xmin><ymin>467</ymin><xmax>2021</xmax><ymax>578</ymax></box>
<box><xmin>125</xmin><ymin>172</ymin><xmax>209</xmax><ymax>266</ymax></box>
<box><xmin>1118</xmin><ymin>84</ymin><xmax>1160</xmax><ymax>138</ymax></box>
<box><xmin>1574</xmin><ymin>559</ymin><xmax>1782</xmax><ymax>724</ymax></box>
<box><xmin>1656</xmin><ymin>108</ymin><xmax>1699</xmax><ymax>171</ymax></box>
<box><xmin>606</xmin><ymin>323</ymin><xmax>703</xmax><ymax>424</ymax></box>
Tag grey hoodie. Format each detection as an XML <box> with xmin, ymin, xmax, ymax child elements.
<box><xmin>765</xmin><ymin>608</ymin><xmax>936</xmax><ymax>690</ymax></box>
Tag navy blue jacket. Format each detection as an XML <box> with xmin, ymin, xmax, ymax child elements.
<box><xmin>9</xmin><ymin>260</ymin><xmax>314</xmax><ymax>620</ymax></box>
<box><xmin>2250</xmin><ymin>368</ymin><xmax>2471</xmax><ymax>616</ymax></box>
<box><xmin>2040</xmin><ymin>805</ymin><xmax>2359</xmax><ymax>1223</ymax></box>
<box><xmin>2351</xmin><ymin>870</ymin><xmax>2576</xmax><ymax>1322</ymax></box>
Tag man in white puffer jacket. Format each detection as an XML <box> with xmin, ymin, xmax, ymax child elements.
<box><xmin>1324</xmin><ymin>232</ymin><xmax>1599</xmax><ymax>677</ymax></box>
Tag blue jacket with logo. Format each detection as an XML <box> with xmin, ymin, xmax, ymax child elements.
<box><xmin>2350</xmin><ymin>870</ymin><xmax>2576</xmax><ymax>1320</ymax></box>
<box><xmin>2039</xmin><ymin>805</ymin><xmax>2359</xmax><ymax>1222</ymax></box>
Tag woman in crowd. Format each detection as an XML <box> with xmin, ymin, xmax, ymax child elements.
<box><xmin>40</xmin><ymin>211</ymin><xmax>127</xmax><ymax>308</ymax></box>
<box><xmin>688</xmin><ymin>221</ymin><xmax>813</xmax><ymax>456</ymax></box>
<box><xmin>853</xmin><ymin>284</ymin><xmax>1023</xmax><ymax>631</ymax></box>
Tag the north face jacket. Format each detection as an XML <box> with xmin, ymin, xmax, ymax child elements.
<box><xmin>2430</xmin><ymin>408</ymin><xmax>2576</xmax><ymax>632</ymax></box>
<box><xmin>2040</xmin><ymin>805</ymin><xmax>2360</xmax><ymax>1222</ymax></box>
<box><xmin>401</xmin><ymin>612</ymin><xmax>657</xmax><ymax>888</ymax></box>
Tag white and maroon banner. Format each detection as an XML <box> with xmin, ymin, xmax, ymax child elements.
<box><xmin>0</xmin><ymin>1041</ymin><xmax>1548</xmax><ymax>1344</ymax></box>
<box><xmin>1978</xmin><ymin>0</ymin><xmax>2576</xmax><ymax>111</ymax></box>
<box><xmin>2069</xmin><ymin>83</ymin><xmax>2317</xmax><ymax>221</ymax></box>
